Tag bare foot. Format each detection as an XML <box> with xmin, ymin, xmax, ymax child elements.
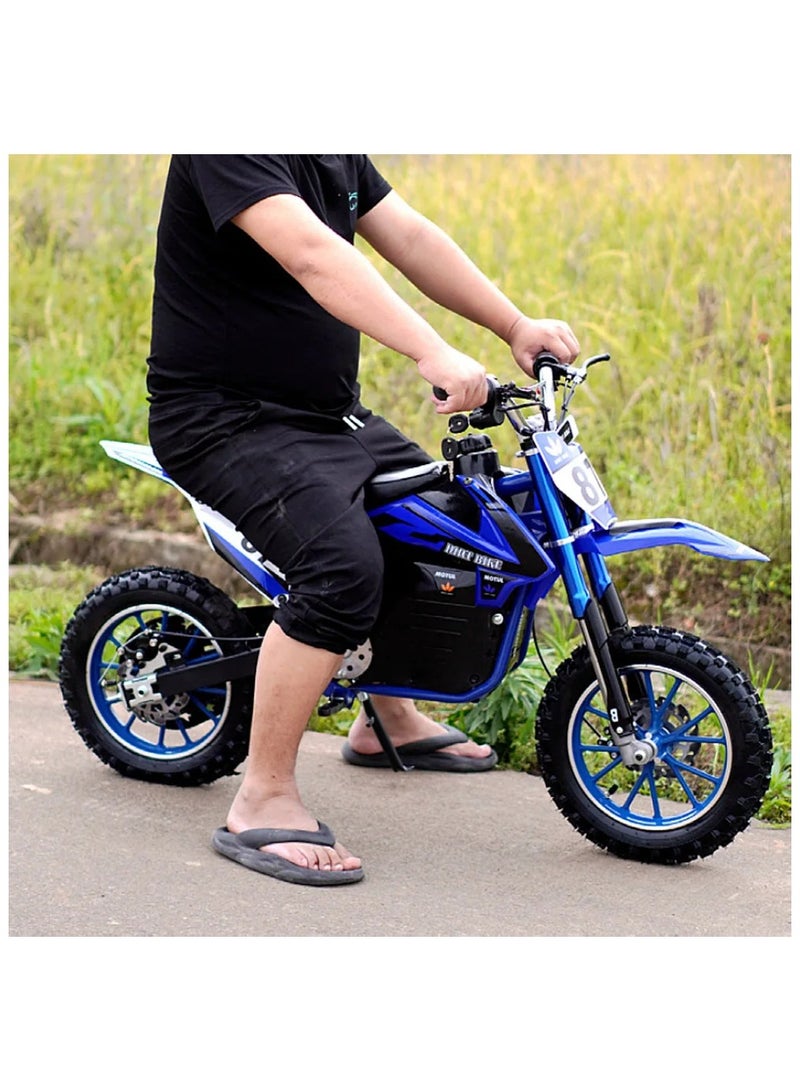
<box><xmin>226</xmin><ymin>790</ymin><xmax>361</xmax><ymax>874</ymax></box>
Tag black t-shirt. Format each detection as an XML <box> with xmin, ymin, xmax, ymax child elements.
<box><xmin>146</xmin><ymin>154</ymin><xmax>392</xmax><ymax>415</ymax></box>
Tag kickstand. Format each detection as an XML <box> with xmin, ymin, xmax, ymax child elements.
<box><xmin>359</xmin><ymin>694</ymin><xmax>413</xmax><ymax>772</ymax></box>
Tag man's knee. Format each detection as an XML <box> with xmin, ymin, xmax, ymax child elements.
<box><xmin>276</xmin><ymin>548</ymin><xmax>385</xmax><ymax>654</ymax></box>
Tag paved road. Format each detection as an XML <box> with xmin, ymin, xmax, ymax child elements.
<box><xmin>8</xmin><ymin>679</ymin><xmax>791</xmax><ymax>937</ymax></box>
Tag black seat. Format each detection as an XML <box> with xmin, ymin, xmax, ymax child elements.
<box><xmin>365</xmin><ymin>461</ymin><xmax>449</xmax><ymax>507</ymax></box>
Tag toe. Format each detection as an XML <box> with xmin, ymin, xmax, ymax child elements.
<box><xmin>262</xmin><ymin>840</ymin><xmax>361</xmax><ymax>873</ymax></box>
<box><xmin>334</xmin><ymin>842</ymin><xmax>362</xmax><ymax>870</ymax></box>
<box><xmin>316</xmin><ymin>845</ymin><xmax>340</xmax><ymax>871</ymax></box>
<box><xmin>273</xmin><ymin>843</ymin><xmax>317</xmax><ymax>869</ymax></box>
<box><xmin>448</xmin><ymin>739</ymin><xmax>492</xmax><ymax>759</ymax></box>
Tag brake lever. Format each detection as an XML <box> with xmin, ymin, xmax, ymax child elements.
<box><xmin>573</xmin><ymin>352</ymin><xmax>611</xmax><ymax>383</ymax></box>
<box><xmin>557</xmin><ymin>352</ymin><xmax>612</xmax><ymax>421</ymax></box>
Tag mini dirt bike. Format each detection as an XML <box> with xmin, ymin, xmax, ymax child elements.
<box><xmin>59</xmin><ymin>353</ymin><xmax>773</xmax><ymax>864</ymax></box>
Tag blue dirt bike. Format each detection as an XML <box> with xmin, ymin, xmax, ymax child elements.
<box><xmin>59</xmin><ymin>353</ymin><xmax>773</xmax><ymax>864</ymax></box>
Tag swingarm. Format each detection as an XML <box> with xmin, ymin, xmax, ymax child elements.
<box><xmin>122</xmin><ymin>644</ymin><xmax>262</xmax><ymax>709</ymax></box>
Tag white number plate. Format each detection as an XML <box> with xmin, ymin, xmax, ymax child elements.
<box><xmin>533</xmin><ymin>432</ymin><xmax>616</xmax><ymax>528</ymax></box>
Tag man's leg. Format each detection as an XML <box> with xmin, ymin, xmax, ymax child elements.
<box><xmin>343</xmin><ymin>412</ymin><xmax>495</xmax><ymax>763</ymax></box>
<box><xmin>224</xmin><ymin>622</ymin><xmax>362</xmax><ymax>874</ymax></box>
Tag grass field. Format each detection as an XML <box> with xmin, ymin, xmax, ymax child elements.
<box><xmin>9</xmin><ymin>154</ymin><xmax>791</xmax><ymax>642</ymax></box>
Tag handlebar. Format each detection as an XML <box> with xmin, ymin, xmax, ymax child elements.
<box><xmin>531</xmin><ymin>351</ymin><xmax>610</xmax><ymax>382</ymax></box>
<box><xmin>435</xmin><ymin>351</ymin><xmax>611</xmax><ymax>435</ymax></box>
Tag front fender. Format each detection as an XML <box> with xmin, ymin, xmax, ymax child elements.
<box><xmin>576</xmin><ymin>518</ymin><xmax>769</xmax><ymax>562</ymax></box>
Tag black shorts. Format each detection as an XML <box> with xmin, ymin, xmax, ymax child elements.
<box><xmin>149</xmin><ymin>398</ymin><xmax>433</xmax><ymax>653</ymax></box>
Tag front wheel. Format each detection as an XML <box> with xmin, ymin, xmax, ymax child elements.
<box><xmin>535</xmin><ymin>626</ymin><xmax>772</xmax><ymax>864</ymax></box>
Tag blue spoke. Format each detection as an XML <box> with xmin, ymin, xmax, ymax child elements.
<box><xmin>665</xmin><ymin>705</ymin><xmax>715</xmax><ymax>738</ymax></box>
<box><xmin>141</xmin><ymin>611</ymin><xmax>170</xmax><ymax>638</ymax></box>
<box><xmin>667</xmin><ymin>726</ymin><xmax>725</xmax><ymax>746</ymax></box>
<box><xmin>187</xmin><ymin>694</ymin><xmax>219</xmax><ymax>723</ymax></box>
<box><xmin>659</xmin><ymin>675</ymin><xmax>684</xmax><ymax>713</ymax></box>
<box><xmin>663</xmin><ymin>755</ymin><xmax>723</xmax><ymax>787</ymax></box>
<box><xmin>158</xmin><ymin>720</ymin><xmax>193</xmax><ymax>747</ymax></box>
<box><xmin>591</xmin><ymin>754</ymin><xmax>623</xmax><ymax>783</ymax></box>
<box><xmin>642</xmin><ymin>672</ymin><xmax>659</xmax><ymax>719</ymax></box>
<box><xmin>645</xmin><ymin>767</ymin><xmax>662</xmax><ymax>821</ymax></box>
<box><xmin>659</xmin><ymin>762</ymin><xmax>702</xmax><ymax>807</ymax></box>
<box><xmin>623</xmin><ymin>769</ymin><xmax>650</xmax><ymax>813</ymax></box>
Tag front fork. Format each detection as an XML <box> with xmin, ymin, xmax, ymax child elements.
<box><xmin>528</xmin><ymin>454</ymin><xmax>656</xmax><ymax>768</ymax></box>
<box><xmin>578</xmin><ymin>554</ymin><xmax>656</xmax><ymax>767</ymax></box>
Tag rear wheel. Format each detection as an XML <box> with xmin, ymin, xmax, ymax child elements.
<box><xmin>535</xmin><ymin>626</ymin><xmax>772</xmax><ymax>864</ymax></box>
<box><xmin>59</xmin><ymin>567</ymin><xmax>257</xmax><ymax>785</ymax></box>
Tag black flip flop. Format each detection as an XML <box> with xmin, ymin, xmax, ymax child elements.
<box><xmin>341</xmin><ymin>725</ymin><xmax>498</xmax><ymax>772</ymax></box>
<box><xmin>212</xmin><ymin>822</ymin><xmax>364</xmax><ymax>885</ymax></box>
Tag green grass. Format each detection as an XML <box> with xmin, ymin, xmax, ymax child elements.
<box><xmin>759</xmin><ymin>732</ymin><xmax>791</xmax><ymax>826</ymax></box>
<box><xmin>8</xmin><ymin>564</ymin><xmax>106</xmax><ymax>679</ymax></box>
<box><xmin>9</xmin><ymin>154</ymin><xmax>790</xmax><ymax>639</ymax></box>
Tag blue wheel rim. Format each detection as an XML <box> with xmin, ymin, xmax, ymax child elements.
<box><xmin>568</xmin><ymin>664</ymin><xmax>731</xmax><ymax>830</ymax></box>
<box><xmin>86</xmin><ymin>603</ymin><xmax>232</xmax><ymax>760</ymax></box>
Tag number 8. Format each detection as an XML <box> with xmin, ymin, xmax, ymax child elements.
<box><xmin>572</xmin><ymin>459</ymin><xmax>600</xmax><ymax>507</ymax></box>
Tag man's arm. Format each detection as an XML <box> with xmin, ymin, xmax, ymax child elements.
<box><xmin>233</xmin><ymin>193</ymin><xmax>487</xmax><ymax>413</ymax></box>
<box><xmin>357</xmin><ymin>191</ymin><xmax>580</xmax><ymax>373</ymax></box>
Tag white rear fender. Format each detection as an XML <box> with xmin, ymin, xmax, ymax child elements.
<box><xmin>101</xmin><ymin>439</ymin><xmax>224</xmax><ymax>525</ymax></box>
<box><xmin>100</xmin><ymin>441</ymin><xmax>174</xmax><ymax>485</ymax></box>
<box><xmin>100</xmin><ymin>440</ymin><xmax>287</xmax><ymax>593</ymax></box>
<box><xmin>101</xmin><ymin>440</ymin><xmax>217</xmax><ymax>532</ymax></box>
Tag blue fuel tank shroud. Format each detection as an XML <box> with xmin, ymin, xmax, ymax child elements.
<box><xmin>369</xmin><ymin>488</ymin><xmax>560</xmax><ymax>620</ymax></box>
<box><xmin>369</xmin><ymin>484</ymin><xmax>557</xmax><ymax>578</ymax></box>
<box><xmin>371</xmin><ymin>495</ymin><xmax>520</xmax><ymax>564</ymax></box>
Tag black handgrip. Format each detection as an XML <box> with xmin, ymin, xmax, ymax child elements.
<box><xmin>530</xmin><ymin>352</ymin><xmax>561</xmax><ymax>379</ymax></box>
<box><xmin>468</xmin><ymin>376</ymin><xmax>503</xmax><ymax>428</ymax></box>
<box><xmin>433</xmin><ymin>377</ymin><xmax>502</xmax><ymax>428</ymax></box>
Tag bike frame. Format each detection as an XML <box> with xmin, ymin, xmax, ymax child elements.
<box><xmin>101</xmin><ymin>358</ymin><xmax>767</xmax><ymax>767</ymax></box>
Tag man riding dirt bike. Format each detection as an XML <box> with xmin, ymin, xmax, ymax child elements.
<box><xmin>59</xmin><ymin>155</ymin><xmax>772</xmax><ymax>887</ymax></box>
